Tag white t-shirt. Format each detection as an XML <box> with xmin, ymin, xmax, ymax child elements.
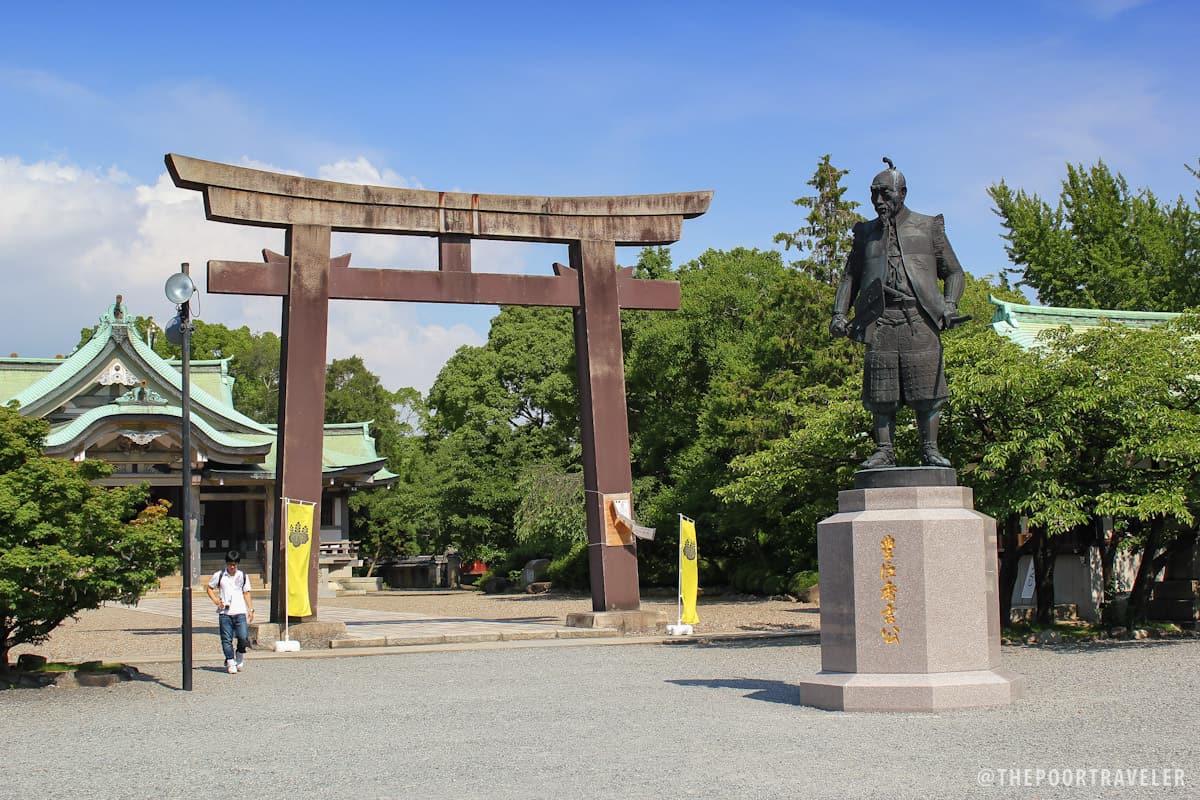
<box><xmin>209</xmin><ymin>569</ymin><xmax>252</xmax><ymax>616</ymax></box>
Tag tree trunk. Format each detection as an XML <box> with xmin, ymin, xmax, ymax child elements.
<box><xmin>0</xmin><ymin>623</ymin><xmax>9</xmax><ymax>674</ymax></box>
<box><xmin>1033</xmin><ymin>528</ymin><xmax>1057</xmax><ymax>627</ymax></box>
<box><xmin>997</xmin><ymin>514</ymin><xmax>1023</xmax><ymax>629</ymax></box>
<box><xmin>1127</xmin><ymin>517</ymin><xmax>1164</xmax><ymax>626</ymax></box>
<box><xmin>365</xmin><ymin>542</ymin><xmax>382</xmax><ymax>578</ymax></box>
<box><xmin>1095</xmin><ymin>515</ymin><xmax>1128</xmax><ymax>626</ymax></box>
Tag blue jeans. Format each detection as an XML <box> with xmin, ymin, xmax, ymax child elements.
<box><xmin>218</xmin><ymin>613</ymin><xmax>249</xmax><ymax>662</ymax></box>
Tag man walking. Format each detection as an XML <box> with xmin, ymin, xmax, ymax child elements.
<box><xmin>206</xmin><ymin>550</ymin><xmax>255</xmax><ymax>674</ymax></box>
<box><xmin>830</xmin><ymin>158</ymin><xmax>966</xmax><ymax>468</ymax></box>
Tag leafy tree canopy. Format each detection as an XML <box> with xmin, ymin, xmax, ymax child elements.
<box><xmin>0</xmin><ymin>405</ymin><xmax>179</xmax><ymax>669</ymax></box>
<box><xmin>989</xmin><ymin>160</ymin><xmax>1200</xmax><ymax>311</ymax></box>
<box><xmin>774</xmin><ymin>154</ymin><xmax>866</xmax><ymax>285</ymax></box>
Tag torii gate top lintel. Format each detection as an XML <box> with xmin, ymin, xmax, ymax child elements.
<box><xmin>166</xmin><ymin>153</ymin><xmax>712</xmax><ymax>246</ymax></box>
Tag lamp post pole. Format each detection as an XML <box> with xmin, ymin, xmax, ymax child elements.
<box><xmin>167</xmin><ymin>263</ymin><xmax>196</xmax><ymax>691</ymax></box>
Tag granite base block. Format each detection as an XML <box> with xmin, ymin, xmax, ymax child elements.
<box><xmin>799</xmin><ymin>668</ymin><xmax>1025</xmax><ymax>712</ymax></box>
<box><xmin>565</xmin><ymin>609</ymin><xmax>668</xmax><ymax>633</ymax></box>
<box><xmin>800</xmin><ymin>476</ymin><xmax>1024</xmax><ymax>713</ymax></box>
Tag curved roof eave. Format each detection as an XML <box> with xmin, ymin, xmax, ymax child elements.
<box><xmin>42</xmin><ymin>405</ymin><xmax>274</xmax><ymax>457</ymax></box>
<box><xmin>125</xmin><ymin>333</ymin><xmax>275</xmax><ymax>434</ymax></box>
<box><xmin>10</xmin><ymin>326</ymin><xmax>111</xmax><ymax>409</ymax></box>
<box><xmin>12</xmin><ymin>321</ymin><xmax>275</xmax><ymax>436</ymax></box>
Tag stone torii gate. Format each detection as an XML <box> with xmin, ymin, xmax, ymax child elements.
<box><xmin>166</xmin><ymin>154</ymin><xmax>711</xmax><ymax>623</ymax></box>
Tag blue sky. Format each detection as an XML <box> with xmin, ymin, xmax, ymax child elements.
<box><xmin>2</xmin><ymin>0</ymin><xmax>1196</xmax><ymax>391</ymax></box>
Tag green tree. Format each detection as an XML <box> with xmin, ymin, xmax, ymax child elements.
<box><xmin>325</xmin><ymin>355</ymin><xmax>410</xmax><ymax>459</ymax></box>
<box><xmin>940</xmin><ymin>305</ymin><xmax>1200</xmax><ymax>626</ymax></box>
<box><xmin>424</xmin><ymin>306</ymin><xmax>578</xmax><ymax>565</ymax></box>
<box><xmin>513</xmin><ymin>464</ymin><xmax>586</xmax><ymax>555</ymax></box>
<box><xmin>989</xmin><ymin>160</ymin><xmax>1199</xmax><ymax>311</ymax></box>
<box><xmin>623</xmin><ymin>245</ymin><xmax>862</xmax><ymax>587</ymax></box>
<box><xmin>0</xmin><ymin>405</ymin><xmax>180</xmax><ymax>669</ymax></box>
<box><xmin>774</xmin><ymin>154</ymin><xmax>866</xmax><ymax>285</ymax></box>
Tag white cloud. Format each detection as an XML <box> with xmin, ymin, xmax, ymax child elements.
<box><xmin>327</xmin><ymin>301</ymin><xmax>484</xmax><ymax>393</ymax></box>
<box><xmin>0</xmin><ymin>155</ymin><xmax>492</xmax><ymax>393</ymax></box>
<box><xmin>318</xmin><ymin>157</ymin><xmax>421</xmax><ymax>188</ymax></box>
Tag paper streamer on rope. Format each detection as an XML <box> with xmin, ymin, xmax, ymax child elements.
<box><xmin>612</xmin><ymin>497</ymin><xmax>656</xmax><ymax>541</ymax></box>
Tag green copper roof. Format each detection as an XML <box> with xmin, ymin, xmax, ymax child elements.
<box><xmin>263</xmin><ymin>421</ymin><xmax>389</xmax><ymax>472</ymax></box>
<box><xmin>8</xmin><ymin>301</ymin><xmax>395</xmax><ymax>482</ymax></box>
<box><xmin>125</xmin><ymin>333</ymin><xmax>273</xmax><ymax>433</ymax></box>
<box><xmin>44</xmin><ymin>404</ymin><xmax>274</xmax><ymax>454</ymax></box>
<box><xmin>990</xmin><ymin>296</ymin><xmax>1179</xmax><ymax>349</ymax></box>
<box><xmin>0</xmin><ymin>359</ymin><xmax>62</xmax><ymax>404</ymax></box>
<box><xmin>167</xmin><ymin>358</ymin><xmax>235</xmax><ymax>405</ymax></box>
<box><xmin>7</xmin><ymin>325</ymin><xmax>111</xmax><ymax>408</ymax></box>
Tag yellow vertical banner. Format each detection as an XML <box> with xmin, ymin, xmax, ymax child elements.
<box><xmin>285</xmin><ymin>499</ymin><xmax>314</xmax><ymax>618</ymax></box>
<box><xmin>680</xmin><ymin>516</ymin><xmax>699</xmax><ymax>624</ymax></box>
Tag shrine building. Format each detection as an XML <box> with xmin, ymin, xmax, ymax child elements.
<box><xmin>0</xmin><ymin>297</ymin><xmax>394</xmax><ymax>589</ymax></box>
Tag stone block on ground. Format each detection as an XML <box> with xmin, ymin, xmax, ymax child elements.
<box><xmin>526</xmin><ymin>581</ymin><xmax>552</xmax><ymax>594</ymax></box>
<box><xmin>442</xmin><ymin>632</ymin><xmax>502</xmax><ymax>644</ymax></box>
<box><xmin>480</xmin><ymin>576</ymin><xmax>510</xmax><ymax>594</ymax></box>
<box><xmin>555</xmin><ymin>628</ymin><xmax>620</xmax><ymax>639</ymax></box>
<box><xmin>75</xmin><ymin>671</ymin><xmax>121</xmax><ymax>688</ymax></box>
<box><xmin>52</xmin><ymin>671</ymin><xmax>79</xmax><ymax>688</ymax></box>
<box><xmin>499</xmin><ymin>629</ymin><xmax>557</xmax><ymax>641</ymax></box>
<box><xmin>520</xmin><ymin>559</ymin><xmax>551</xmax><ymax>587</ymax></box>
<box><xmin>249</xmin><ymin>622</ymin><xmax>280</xmax><ymax>649</ymax></box>
<box><xmin>386</xmin><ymin>634</ymin><xmax>447</xmax><ymax>646</ymax></box>
<box><xmin>565</xmin><ymin>609</ymin><xmax>669</xmax><ymax>633</ymax></box>
<box><xmin>339</xmin><ymin>576</ymin><xmax>383</xmax><ymax>592</ymax></box>
<box><xmin>17</xmin><ymin>653</ymin><xmax>47</xmax><ymax>671</ymax></box>
<box><xmin>330</xmin><ymin>636</ymin><xmax>386</xmax><ymax>649</ymax></box>
<box><xmin>287</xmin><ymin>620</ymin><xmax>348</xmax><ymax>649</ymax></box>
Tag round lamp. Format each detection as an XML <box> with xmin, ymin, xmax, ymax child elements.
<box><xmin>165</xmin><ymin>272</ymin><xmax>196</xmax><ymax>304</ymax></box>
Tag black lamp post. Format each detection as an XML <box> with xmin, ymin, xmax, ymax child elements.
<box><xmin>165</xmin><ymin>263</ymin><xmax>196</xmax><ymax>691</ymax></box>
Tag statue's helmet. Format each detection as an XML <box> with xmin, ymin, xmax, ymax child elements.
<box><xmin>870</xmin><ymin>157</ymin><xmax>906</xmax><ymax>194</ymax></box>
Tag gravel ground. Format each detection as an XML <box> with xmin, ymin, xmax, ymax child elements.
<box><xmin>8</xmin><ymin>589</ymin><xmax>819</xmax><ymax>665</ymax></box>
<box><xmin>322</xmin><ymin>588</ymin><xmax>821</xmax><ymax>633</ymax></box>
<box><xmin>3</xmin><ymin>637</ymin><xmax>1197</xmax><ymax>799</ymax></box>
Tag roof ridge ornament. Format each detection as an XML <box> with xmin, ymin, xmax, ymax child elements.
<box><xmin>100</xmin><ymin>294</ymin><xmax>130</xmax><ymax>325</ymax></box>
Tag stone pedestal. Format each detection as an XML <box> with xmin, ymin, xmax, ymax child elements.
<box><xmin>565</xmin><ymin>609</ymin><xmax>668</xmax><ymax>633</ymax></box>
<box><xmin>799</xmin><ymin>468</ymin><xmax>1024</xmax><ymax>712</ymax></box>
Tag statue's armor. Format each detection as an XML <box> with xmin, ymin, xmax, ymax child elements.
<box><xmin>834</xmin><ymin>207</ymin><xmax>965</xmax><ymax>412</ymax></box>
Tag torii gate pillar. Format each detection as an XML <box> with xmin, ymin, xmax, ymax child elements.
<box><xmin>571</xmin><ymin>239</ymin><xmax>638</xmax><ymax>609</ymax></box>
<box><xmin>166</xmin><ymin>154</ymin><xmax>712</xmax><ymax>620</ymax></box>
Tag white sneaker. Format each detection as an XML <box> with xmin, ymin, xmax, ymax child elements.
<box><xmin>234</xmin><ymin>654</ymin><xmax>245</xmax><ymax>669</ymax></box>
<box><xmin>226</xmin><ymin>659</ymin><xmax>238</xmax><ymax>674</ymax></box>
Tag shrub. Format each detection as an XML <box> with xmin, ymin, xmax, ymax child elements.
<box><xmin>0</xmin><ymin>406</ymin><xmax>180</xmax><ymax>670</ymax></box>
<box><xmin>788</xmin><ymin>570</ymin><xmax>819</xmax><ymax>596</ymax></box>
<box><xmin>545</xmin><ymin>540</ymin><xmax>590</xmax><ymax>591</ymax></box>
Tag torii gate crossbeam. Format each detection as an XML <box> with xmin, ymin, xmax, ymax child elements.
<box><xmin>166</xmin><ymin>154</ymin><xmax>712</xmax><ymax>622</ymax></box>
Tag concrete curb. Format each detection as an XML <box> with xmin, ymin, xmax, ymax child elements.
<box><xmin>119</xmin><ymin>627</ymin><xmax>820</xmax><ymax>667</ymax></box>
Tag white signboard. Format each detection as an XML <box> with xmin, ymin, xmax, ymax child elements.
<box><xmin>1020</xmin><ymin>559</ymin><xmax>1036</xmax><ymax>600</ymax></box>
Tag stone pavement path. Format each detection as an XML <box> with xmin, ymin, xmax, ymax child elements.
<box><xmin>6</xmin><ymin>637</ymin><xmax>1199</xmax><ymax>799</ymax></box>
<box><xmin>120</xmin><ymin>596</ymin><xmax>618</xmax><ymax>648</ymax></box>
